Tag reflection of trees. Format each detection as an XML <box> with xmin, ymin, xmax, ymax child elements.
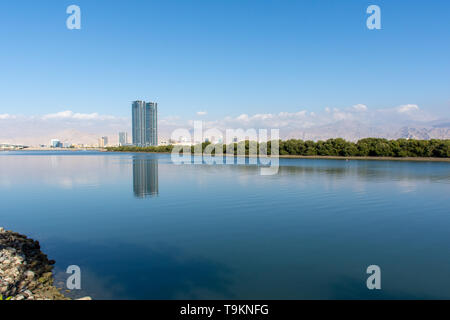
<box><xmin>133</xmin><ymin>157</ymin><xmax>159</xmax><ymax>198</ymax></box>
<box><xmin>277</xmin><ymin>161</ymin><xmax>450</xmax><ymax>183</ymax></box>
<box><xmin>178</xmin><ymin>157</ymin><xmax>450</xmax><ymax>184</ymax></box>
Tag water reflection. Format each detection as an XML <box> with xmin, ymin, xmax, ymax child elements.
<box><xmin>1</xmin><ymin>152</ymin><xmax>450</xmax><ymax>299</ymax></box>
<box><xmin>132</xmin><ymin>156</ymin><xmax>159</xmax><ymax>198</ymax></box>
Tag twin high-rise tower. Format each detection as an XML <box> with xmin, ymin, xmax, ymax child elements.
<box><xmin>132</xmin><ymin>100</ymin><xmax>158</xmax><ymax>147</ymax></box>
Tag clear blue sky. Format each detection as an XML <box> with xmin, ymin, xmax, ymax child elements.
<box><xmin>0</xmin><ymin>0</ymin><xmax>449</xmax><ymax>120</ymax></box>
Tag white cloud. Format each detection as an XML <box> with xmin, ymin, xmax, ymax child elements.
<box><xmin>0</xmin><ymin>114</ymin><xmax>15</xmax><ymax>120</ymax></box>
<box><xmin>42</xmin><ymin>110</ymin><xmax>117</xmax><ymax>121</ymax></box>
<box><xmin>397</xmin><ymin>104</ymin><xmax>419</xmax><ymax>113</ymax></box>
<box><xmin>236</xmin><ymin>114</ymin><xmax>249</xmax><ymax>121</ymax></box>
<box><xmin>0</xmin><ymin>111</ymin><xmax>130</xmax><ymax>146</ymax></box>
<box><xmin>332</xmin><ymin>111</ymin><xmax>354</xmax><ymax>121</ymax></box>
<box><xmin>196</xmin><ymin>111</ymin><xmax>207</xmax><ymax>116</ymax></box>
<box><xmin>193</xmin><ymin>104</ymin><xmax>445</xmax><ymax>136</ymax></box>
<box><xmin>351</xmin><ymin>104</ymin><xmax>368</xmax><ymax>112</ymax></box>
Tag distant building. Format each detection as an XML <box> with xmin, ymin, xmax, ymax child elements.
<box><xmin>132</xmin><ymin>100</ymin><xmax>158</xmax><ymax>147</ymax></box>
<box><xmin>119</xmin><ymin>132</ymin><xmax>128</xmax><ymax>146</ymax></box>
<box><xmin>0</xmin><ymin>143</ymin><xmax>27</xmax><ymax>150</ymax></box>
<box><xmin>99</xmin><ymin>136</ymin><xmax>108</xmax><ymax>148</ymax></box>
<box><xmin>158</xmin><ymin>140</ymin><xmax>169</xmax><ymax>146</ymax></box>
<box><xmin>51</xmin><ymin>139</ymin><xmax>62</xmax><ymax>148</ymax></box>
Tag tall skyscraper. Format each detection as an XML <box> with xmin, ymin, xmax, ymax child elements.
<box><xmin>132</xmin><ymin>100</ymin><xmax>158</xmax><ymax>147</ymax></box>
<box><xmin>119</xmin><ymin>132</ymin><xmax>128</xmax><ymax>146</ymax></box>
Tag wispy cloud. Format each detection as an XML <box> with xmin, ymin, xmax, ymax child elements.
<box><xmin>351</xmin><ymin>104</ymin><xmax>368</xmax><ymax>112</ymax></box>
<box><xmin>397</xmin><ymin>104</ymin><xmax>420</xmax><ymax>114</ymax></box>
<box><xmin>196</xmin><ymin>111</ymin><xmax>207</xmax><ymax>116</ymax></box>
<box><xmin>0</xmin><ymin>114</ymin><xmax>16</xmax><ymax>120</ymax></box>
<box><xmin>0</xmin><ymin>111</ymin><xmax>130</xmax><ymax>146</ymax></box>
<box><xmin>41</xmin><ymin>110</ymin><xmax>119</xmax><ymax>121</ymax></box>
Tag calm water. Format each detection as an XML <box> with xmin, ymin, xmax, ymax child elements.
<box><xmin>0</xmin><ymin>151</ymin><xmax>449</xmax><ymax>299</ymax></box>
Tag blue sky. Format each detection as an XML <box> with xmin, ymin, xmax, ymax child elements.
<box><xmin>0</xmin><ymin>0</ymin><xmax>449</xmax><ymax>122</ymax></box>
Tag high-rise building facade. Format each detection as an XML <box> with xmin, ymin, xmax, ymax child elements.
<box><xmin>119</xmin><ymin>132</ymin><xmax>128</xmax><ymax>146</ymax></box>
<box><xmin>99</xmin><ymin>136</ymin><xmax>108</xmax><ymax>148</ymax></box>
<box><xmin>132</xmin><ymin>100</ymin><xmax>158</xmax><ymax>147</ymax></box>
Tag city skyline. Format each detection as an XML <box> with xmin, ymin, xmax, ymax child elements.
<box><xmin>1</xmin><ymin>102</ymin><xmax>449</xmax><ymax>147</ymax></box>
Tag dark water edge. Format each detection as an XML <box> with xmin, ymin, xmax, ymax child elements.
<box><xmin>4</xmin><ymin>149</ymin><xmax>450</xmax><ymax>162</ymax></box>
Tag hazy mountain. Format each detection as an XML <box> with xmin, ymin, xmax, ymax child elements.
<box><xmin>285</xmin><ymin>120</ymin><xmax>450</xmax><ymax>141</ymax></box>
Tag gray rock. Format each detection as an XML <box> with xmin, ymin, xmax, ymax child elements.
<box><xmin>23</xmin><ymin>290</ymin><xmax>33</xmax><ymax>298</ymax></box>
<box><xmin>25</xmin><ymin>270</ymin><xmax>35</xmax><ymax>279</ymax></box>
<box><xmin>15</xmin><ymin>294</ymin><xmax>25</xmax><ymax>300</ymax></box>
<box><xmin>1</xmin><ymin>229</ymin><xmax>73</xmax><ymax>300</ymax></box>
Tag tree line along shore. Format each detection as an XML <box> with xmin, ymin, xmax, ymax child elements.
<box><xmin>107</xmin><ymin>138</ymin><xmax>450</xmax><ymax>158</ymax></box>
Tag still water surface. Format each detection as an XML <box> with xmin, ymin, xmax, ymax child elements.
<box><xmin>0</xmin><ymin>151</ymin><xmax>449</xmax><ymax>299</ymax></box>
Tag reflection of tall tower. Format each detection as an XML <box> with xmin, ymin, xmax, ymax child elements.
<box><xmin>133</xmin><ymin>156</ymin><xmax>159</xmax><ymax>198</ymax></box>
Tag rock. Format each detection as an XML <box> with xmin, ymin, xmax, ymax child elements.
<box><xmin>42</xmin><ymin>272</ymin><xmax>53</xmax><ymax>280</ymax></box>
<box><xmin>23</xmin><ymin>290</ymin><xmax>33</xmax><ymax>298</ymax></box>
<box><xmin>0</xmin><ymin>229</ymin><xmax>74</xmax><ymax>300</ymax></box>
<box><xmin>77</xmin><ymin>296</ymin><xmax>93</xmax><ymax>300</ymax></box>
<box><xmin>25</xmin><ymin>270</ymin><xmax>35</xmax><ymax>279</ymax></box>
<box><xmin>18</xmin><ymin>281</ymin><xmax>27</xmax><ymax>290</ymax></box>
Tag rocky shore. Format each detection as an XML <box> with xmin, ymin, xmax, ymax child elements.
<box><xmin>0</xmin><ymin>227</ymin><xmax>71</xmax><ymax>300</ymax></box>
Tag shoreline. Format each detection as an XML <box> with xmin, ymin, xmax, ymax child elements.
<box><xmin>108</xmin><ymin>151</ymin><xmax>450</xmax><ymax>162</ymax></box>
<box><xmin>276</xmin><ymin>155</ymin><xmax>450</xmax><ymax>162</ymax></box>
<box><xmin>4</xmin><ymin>149</ymin><xmax>450</xmax><ymax>162</ymax></box>
<box><xmin>0</xmin><ymin>148</ymin><xmax>106</xmax><ymax>152</ymax></box>
<box><xmin>0</xmin><ymin>228</ymin><xmax>91</xmax><ymax>300</ymax></box>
